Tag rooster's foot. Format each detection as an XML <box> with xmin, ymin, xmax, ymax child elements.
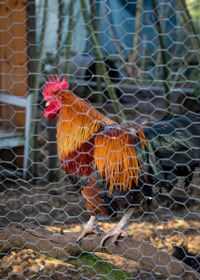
<box><xmin>100</xmin><ymin>208</ymin><xmax>134</xmax><ymax>247</ymax></box>
<box><xmin>100</xmin><ymin>228</ymin><xmax>129</xmax><ymax>247</ymax></box>
<box><xmin>77</xmin><ymin>216</ymin><xmax>103</xmax><ymax>243</ymax></box>
<box><xmin>77</xmin><ymin>227</ymin><xmax>99</xmax><ymax>243</ymax></box>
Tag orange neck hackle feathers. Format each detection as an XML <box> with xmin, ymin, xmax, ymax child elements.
<box><xmin>56</xmin><ymin>90</ymin><xmax>116</xmax><ymax>160</ymax></box>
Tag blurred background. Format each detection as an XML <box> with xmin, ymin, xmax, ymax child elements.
<box><xmin>0</xmin><ymin>0</ymin><xmax>200</xmax><ymax>279</ymax></box>
<box><xmin>1</xmin><ymin>0</ymin><xmax>200</xmax><ymax>181</ymax></box>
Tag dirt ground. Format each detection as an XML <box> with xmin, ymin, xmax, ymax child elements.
<box><xmin>0</xmin><ymin>174</ymin><xmax>200</xmax><ymax>280</ymax></box>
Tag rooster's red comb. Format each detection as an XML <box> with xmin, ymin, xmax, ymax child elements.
<box><xmin>42</xmin><ymin>75</ymin><xmax>69</xmax><ymax>101</ymax></box>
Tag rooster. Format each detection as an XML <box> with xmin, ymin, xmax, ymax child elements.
<box><xmin>42</xmin><ymin>76</ymin><xmax>200</xmax><ymax>246</ymax></box>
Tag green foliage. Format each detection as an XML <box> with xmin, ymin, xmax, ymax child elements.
<box><xmin>186</xmin><ymin>0</ymin><xmax>200</xmax><ymax>30</ymax></box>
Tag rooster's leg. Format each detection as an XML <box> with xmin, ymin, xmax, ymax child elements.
<box><xmin>100</xmin><ymin>207</ymin><xmax>134</xmax><ymax>247</ymax></box>
<box><xmin>77</xmin><ymin>215</ymin><xmax>102</xmax><ymax>243</ymax></box>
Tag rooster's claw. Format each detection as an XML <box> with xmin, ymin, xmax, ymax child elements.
<box><xmin>77</xmin><ymin>228</ymin><xmax>98</xmax><ymax>243</ymax></box>
<box><xmin>100</xmin><ymin>228</ymin><xmax>129</xmax><ymax>248</ymax></box>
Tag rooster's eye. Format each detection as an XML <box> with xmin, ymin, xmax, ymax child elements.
<box><xmin>45</xmin><ymin>101</ymin><xmax>50</xmax><ymax>107</ymax></box>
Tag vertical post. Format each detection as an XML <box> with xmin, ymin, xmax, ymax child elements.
<box><xmin>65</xmin><ymin>0</ymin><xmax>75</xmax><ymax>75</ymax></box>
<box><xmin>29</xmin><ymin>0</ymin><xmax>48</xmax><ymax>179</ymax></box>
<box><xmin>152</xmin><ymin>0</ymin><xmax>172</xmax><ymax>115</ymax></box>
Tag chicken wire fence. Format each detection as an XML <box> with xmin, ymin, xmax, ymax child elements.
<box><xmin>0</xmin><ymin>0</ymin><xmax>200</xmax><ymax>279</ymax></box>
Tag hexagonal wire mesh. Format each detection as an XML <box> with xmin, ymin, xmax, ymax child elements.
<box><xmin>0</xmin><ymin>0</ymin><xmax>200</xmax><ymax>279</ymax></box>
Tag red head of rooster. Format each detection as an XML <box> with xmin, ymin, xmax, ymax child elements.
<box><xmin>42</xmin><ymin>75</ymin><xmax>69</xmax><ymax>120</ymax></box>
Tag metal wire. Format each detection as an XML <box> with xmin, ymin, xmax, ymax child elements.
<box><xmin>0</xmin><ymin>0</ymin><xmax>200</xmax><ymax>279</ymax></box>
